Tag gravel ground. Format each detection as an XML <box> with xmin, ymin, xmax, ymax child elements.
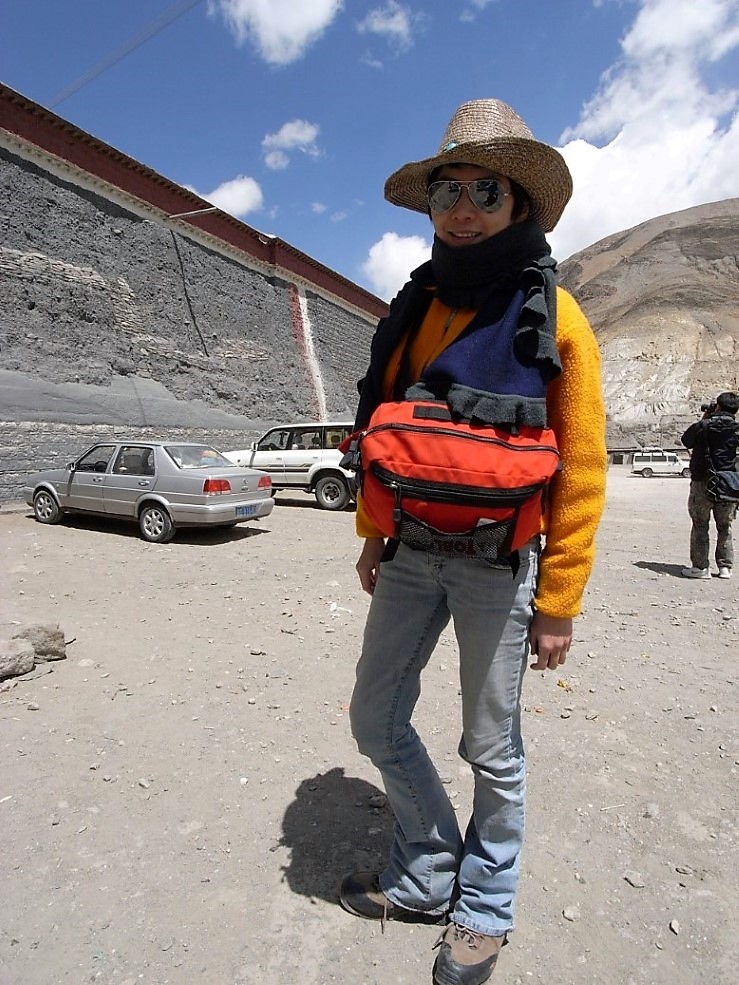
<box><xmin>1</xmin><ymin>467</ymin><xmax>736</xmax><ymax>985</ymax></box>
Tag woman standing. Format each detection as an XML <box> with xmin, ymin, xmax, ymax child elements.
<box><xmin>340</xmin><ymin>99</ymin><xmax>607</xmax><ymax>985</ymax></box>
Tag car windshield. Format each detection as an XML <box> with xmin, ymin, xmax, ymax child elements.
<box><xmin>164</xmin><ymin>445</ymin><xmax>233</xmax><ymax>469</ymax></box>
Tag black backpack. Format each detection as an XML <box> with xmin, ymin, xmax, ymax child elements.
<box><xmin>705</xmin><ymin>417</ymin><xmax>739</xmax><ymax>502</ymax></box>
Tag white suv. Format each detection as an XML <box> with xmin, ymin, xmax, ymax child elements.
<box><xmin>224</xmin><ymin>422</ymin><xmax>355</xmax><ymax>510</ymax></box>
<box><xmin>632</xmin><ymin>448</ymin><xmax>690</xmax><ymax>478</ymax></box>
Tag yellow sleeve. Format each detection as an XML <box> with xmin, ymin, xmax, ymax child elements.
<box><xmin>535</xmin><ymin>288</ymin><xmax>607</xmax><ymax>618</ymax></box>
<box><xmin>355</xmin><ymin>489</ymin><xmax>385</xmax><ymax>539</ymax></box>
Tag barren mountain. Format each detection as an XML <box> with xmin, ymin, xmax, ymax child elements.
<box><xmin>559</xmin><ymin>198</ymin><xmax>739</xmax><ymax>448</ymax></box>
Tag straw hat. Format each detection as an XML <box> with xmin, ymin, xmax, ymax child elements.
<box><xmin>384</xmin><ymin>98</ymin><xmax>573</xmax><ymax>232</ymax></box>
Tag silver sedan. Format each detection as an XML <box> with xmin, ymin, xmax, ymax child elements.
<box><xmin>23</xmin><ymin>441</ymin><xmax>274</xmax><ymax>543</ymax></box>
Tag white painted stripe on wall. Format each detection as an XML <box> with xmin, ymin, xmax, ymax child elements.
<box><xmin>297</xmin><ymin>287</ymin><xmax>328</xmax><ymax>421</ymax></box>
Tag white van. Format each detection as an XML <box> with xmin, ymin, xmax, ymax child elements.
<box><xmin>224</xmin><ymin>421</ymin><xmax>354</xmax><ymax>510</ymax></box>
<box><xmin>632</xmin><ymin>449</ymin><xmax>690</xmax><ymax>478</ymax></box>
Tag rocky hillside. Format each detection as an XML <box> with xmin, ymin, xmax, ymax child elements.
<box><xmin>559</xmin><ymin>198</ymin><xmax>739</xmax><ymax>448</ymax></box>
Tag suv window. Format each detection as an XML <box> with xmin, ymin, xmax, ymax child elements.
<box><xmin>257</xmin><ymin>425</ymin><xmax>352</xmax><ymax>451</ymax></box>
<box><xmin>290</xmin><ymin>428</ymin><xmax>322</xmax><ymax>450</ymax></box>
<box><xmin>257</xmin><ymin>429</ymin><xmax>290</xmax><ymax>452</ymax></box>
<box><xmin>325</xmin><ymin>426</ymin><xmax>351</xmax><ymax>449</ymax></box>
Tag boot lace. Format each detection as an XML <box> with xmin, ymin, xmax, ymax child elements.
<box><xmin>434</xmin><ymin>923</ymin><xmax>508</xmax><ymax>952</ymax></box>
<box><xmin>451</xmin><ymin>925</ymin><xmax>485</xmax><ymax>950</ymax></box>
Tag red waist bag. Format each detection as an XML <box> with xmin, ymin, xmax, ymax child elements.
<box><xmin>344</xmin><ymin>400</ymin><xmax>560</xmax><ymax>561</ymax></box>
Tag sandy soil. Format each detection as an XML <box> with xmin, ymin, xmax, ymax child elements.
<box><xmin>1</xmin><ymin>467</ymin><xmax>736</xmax><ymax>985</ymax></box>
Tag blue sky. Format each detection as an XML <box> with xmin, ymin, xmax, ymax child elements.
<box><xmin>1</xmin><ymin>0</ymin><xmax>738</xmax><ymax>301</ymax></box>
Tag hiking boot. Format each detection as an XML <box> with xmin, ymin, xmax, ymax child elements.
<box><xmin>681</xmin><ymin>566</ymin><xmax>711</xmax><ymax>579</ymax></box>
<box><xmin>339</xmin><ymin>871</ymin><xmax>447</xmax><ymax>928</ymax></box>
<box><xmin>432</xmin><ymin>923</ymin><xmax>507</xmax><ymax>985</ymax></box>
<box><xmin>717</xmin><ymin>566</ymin><xmax>731</xmax><ymax>579</ymax></box>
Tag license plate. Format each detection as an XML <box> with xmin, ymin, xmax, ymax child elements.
<box><xmin>236</xmin><ymin>504</ymin><xmax>258</xmax><ymax>518</ymax></box>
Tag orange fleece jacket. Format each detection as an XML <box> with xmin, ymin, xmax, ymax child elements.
<box><xmin>355</xmin><ymin>286</ymin><xmax>607</xmax><ymax>618</ymax></box>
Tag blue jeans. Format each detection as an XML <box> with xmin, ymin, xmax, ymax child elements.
<box><xmin>349</xmin><ymin>540</ymin><xmax>538</xmax><ymax>936</ymax></box>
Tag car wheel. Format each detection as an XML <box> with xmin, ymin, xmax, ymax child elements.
<box><xmin>139</xmin><ymin>504</ymin><xmax>175</xmax><ymax>543</ymax></box>
<box><xmin>682</xmin><ymin>468</ymin><xmax>691</xmax><ymax>478</ymax></box>
<box><xmin>33</xmin><ymin>489</ymin><xmax>63</xmax><ymax>524</ymax></box>
<box><xmin>641</xmin><ymin>467</ymin><xmax>654</xmax><ymax>478</ymax></box>
<box><xmin>314</xmin><ymin>475</ymin><xmax>350</xmax><ymax>511</ymax></box>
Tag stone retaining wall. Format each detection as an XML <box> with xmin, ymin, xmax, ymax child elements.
<box><xmin>0</xmin><ymin>147</ymin><xmax>375</xmax><ymax>500</ymax></box>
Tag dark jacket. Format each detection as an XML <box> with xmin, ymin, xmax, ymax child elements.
<box><xmin>681</xmin><ymin>413</ymin><xmax>739</xmax><ymax>480</ymax></box>
<box><xmin>354</xmin><ymin>281</ymin><xmax>430</xmax><ymax>430</ymax></box>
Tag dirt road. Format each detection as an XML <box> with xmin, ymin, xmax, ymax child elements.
<box><xmin>1</xmin><ymin>468</ymin><xmax>736</xmax><ymax>985</ymax></box>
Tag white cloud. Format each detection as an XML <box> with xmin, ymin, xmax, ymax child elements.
<box><xmin>622</xmin><ymin>0</ymin><xmax>739</xmax><ymax>62</ymax></box>
<box><xmin>214</xmin><ymin>0</ymin><xmax>343</xmax><ymax>65</ymax></box>
<box><xmin>262</xmin><ymin>119</ymin><xmax>321</xmax><ymax>170</ymax></box>
<box><xmin>550</xmin><ymin>0</ymin><xmax>739</xmax><ymax>260</ymax></box>
<box><xmin>362</xmin><ymin>231</ymin><xmax>431</xmax><ymax>301</ymax></box>
<box><xmin>264</xmin><ymin>150</ymin><xmax>289</xmax><ymax>170</ymax></box>
<box><xmin>311</xmin><ymin>202</ymin><xmax>327</xmax><ymax>214</ymax></box>
<box><xmin>460</xmin><ymin>0</ymin><xmax>494</xmax><ymax>22</ymax></box>
<box><xmin>357</xmin><ymin>2</ymin><xmax>419</xmax><ymax>50</ymax></box>
<box><xmin>190</xmin><ymin>175</ymin><xmax>263</xmax><ymax>217</ymax></box>
<box><xmin>361</xmin><ymin>51</ymin><xmax>385</xmax><ymax>70</ymax></box>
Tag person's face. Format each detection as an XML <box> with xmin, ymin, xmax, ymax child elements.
<box><xmin>429</xmin><ymin>164</ymin><xmax>522</xmax><ymax>248</ymax></box>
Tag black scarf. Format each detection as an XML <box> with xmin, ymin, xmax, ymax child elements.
<box><xmin>354</xmin><ymin>222</ymin><xmax>562</xmax><ymax>430</ymax></box>
<box><xmin>427</xmin><ymin>219</ymin><xmax>552</xmax><ymax>309</ymax></box>
<box><xmin>405</xmin><ymin>220</ymin><xmax>561</xmax><ymax>387</ymax></box>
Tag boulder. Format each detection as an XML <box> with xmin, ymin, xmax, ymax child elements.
<box><xmin>0</xmin><ymin>637</ymin><xmax>35</xmax><ymax>680</ymax></box>
<box><xmin>12</xmin><ymin>623</ymin><xmax>66</xmax><ymax>662</ymax></box>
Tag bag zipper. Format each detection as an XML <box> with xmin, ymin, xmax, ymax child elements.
<box><xmin>365</xmin><ymin>421</ymin><xmax>560</xmax><ymax>458</ymax></box>
<box><xmin>371</xmin><ymin>464</ymin><xmax>544</xmax><ymax>506</ymax></box>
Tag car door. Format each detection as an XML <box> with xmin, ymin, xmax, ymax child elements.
<box><xmin>651</xmin><ymin>451</ymin><xmax>667</xmax><ymax>473</ymax></box>
<box><xmin>104</xmin><ymin>445</ymin><xmax>156</xmax><ymax>517</ymax></box>
<box><xmin>249</xmin><ymin>428</ymin><xmax>290</xmax><ymax>484</ymax></box>
<box><xmin>66</xmin><ymin>444</ymin><xmax>117</xmax><ymax>512</ymax></box>
<box><xmin>281</xmin><ymin>428</ymin><xmax>322</xmax><ymax>487</ymax></box>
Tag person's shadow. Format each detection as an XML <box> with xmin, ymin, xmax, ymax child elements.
<box><xmin>279</xmin><ymin>767</ymin><xmax>394</xmax><ymax>903</ymax></box>
<box><xmin>633</xmin><ymin>560</ymin><xmax>689</xmax><ymax>577</ymax></box>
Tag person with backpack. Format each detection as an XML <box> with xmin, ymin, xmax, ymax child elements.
<box><xmin>680</xmin><ymin>391</ymin><xmax>739</xmax><ymax>580</ymax></box>
<box><xmin>338</xmin><ymin>98</ymin><xmax>607</xmax><ymax>985</ymax></box>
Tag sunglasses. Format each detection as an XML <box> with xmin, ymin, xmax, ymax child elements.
<box><xmin>427</xmin><ymin>178</ymin><xmax>509</xmax><ymax>214</ymax></box>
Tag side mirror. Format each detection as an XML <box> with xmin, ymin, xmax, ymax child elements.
<box><xmin>66</xmin><ymin>461</ymin><xmax>76</xmax><ymax>472</ymax></box>
<box><xmin>250</xmin><ymin>441</ymin><xmax>257</xmax><ymax>450</ymax></box>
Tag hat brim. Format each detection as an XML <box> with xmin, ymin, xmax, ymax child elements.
<box><xmin>383</xmin><ymin>138</ymin><xmax>572</xmax><ymax>232</ymax></box>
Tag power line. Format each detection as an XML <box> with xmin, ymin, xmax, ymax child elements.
<box><xmin>49</xmin><ymin>0</ymin><xmax>207</xmax><ymax>110</ymax></box>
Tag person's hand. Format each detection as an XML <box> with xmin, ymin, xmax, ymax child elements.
<box><xmin>356</xmin><ymin>537</ymin><xmax>386</xmax><ymax>595</ymax></box>
<box><xmin>529</xmin><ymin>611</ymin><xmax>573</xmax><ymax>670</ymax></box>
